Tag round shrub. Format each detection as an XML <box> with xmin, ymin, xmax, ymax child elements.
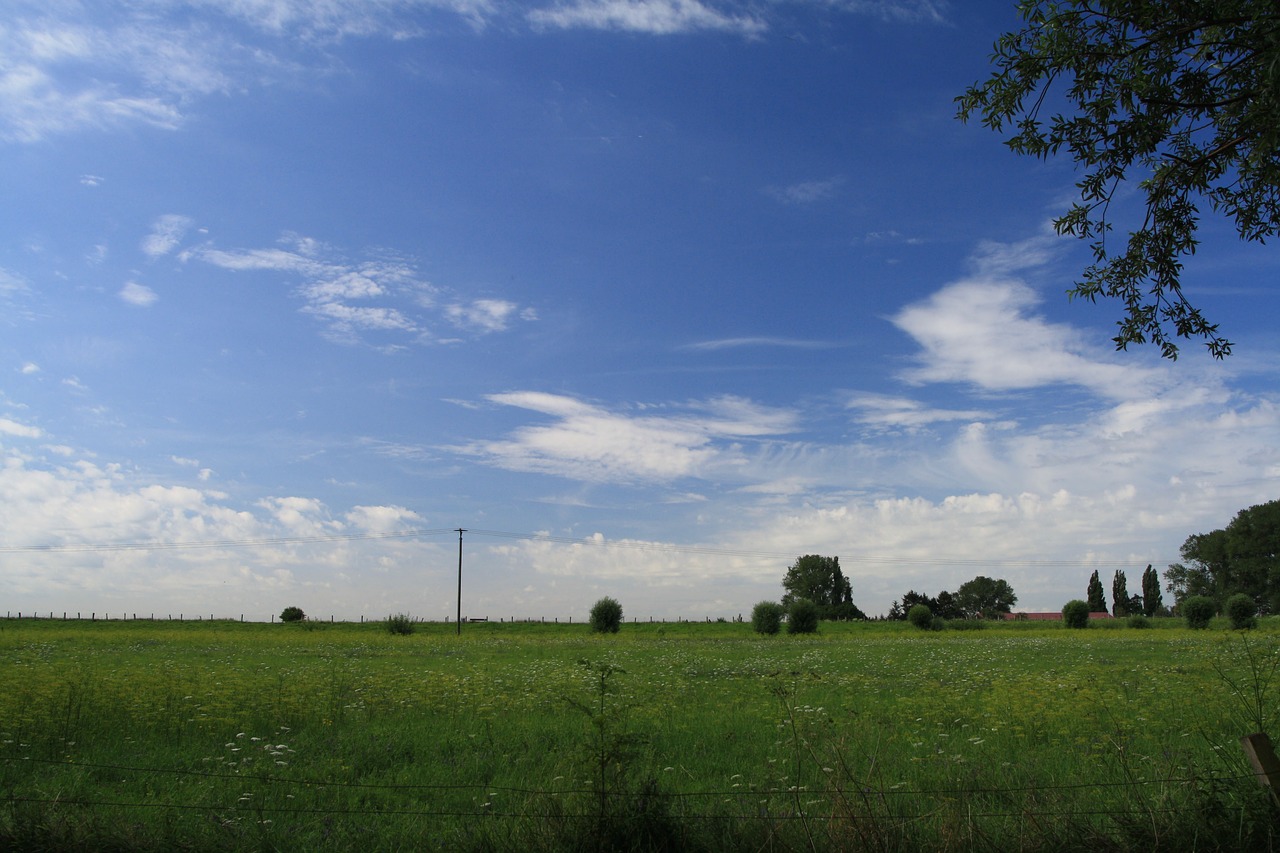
<box><xmin>386</xmin><ymin>613</ymin><xmax>415</xmax><ymax>635</ymax></box>
<box><xmin>907</xmin><ymin>603</ymin><xmax>934</xmax><ymax>630</ymax></box>
<box><xmin>1225</xmin><ymin>593</ymin><xmax>1258</xmax><ymax>630</ymax></box>
<box><xmin>279</xmin><ymin>606</ymin><xmax>306</xmax><ymax>623</ymax></box>
<box><xmin>1062</xmin><ymin>599</ymin><xmax>1089</xmax><ymax>629</ymax></box>
<box><xmin>787</xmin><ymin>599</ymin><xmax>819</xmax><ymax>635</ymax></box>
<box><xmin>590</xmin><ymin>596</ymin><xmax>623</xmax><ymax>633</ymax></box>
<box><xmin>1183</xmin><ymin>595</ymin><xmax>1216</xmax><ymax>629</ymax></box>
<box><xmin>1127</xmin><ymin>613</ymin><xmax>1150</xmax><ymax>629</ymax></box>
<box><xmin>751</xmin><ymin>601</ymin><xmax>784</xmax><ymax>635</ymax></box>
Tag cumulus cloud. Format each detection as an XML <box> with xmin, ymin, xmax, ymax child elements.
<box><xmin>892</xmin><ymin>274</ymin><xmax>1160</xmax><ymax>400</ymax></box>
<box><xmin>463</xmin><ymin>392</ymin><xmax>797</xmax><ymax>483</ymax></box>
<box><xmin>0</xmin><ymin>417</ymin><xmax>43</xmax><ymax>438</ymax></box>
<box><xmin>0</xmin><ymin>441</ymin><xmax>447</xmax><ymax>617</ymax></box>
<box><xmin>119</xmin><ymin>281</ymin><xmax>158</xmax><ymax>306</ymax></box>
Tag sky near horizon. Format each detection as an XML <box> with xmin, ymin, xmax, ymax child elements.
<box><xmin>1</xmin><ymin>0</ymin><xmax>1277</xmax><ymax>622</ymax></box>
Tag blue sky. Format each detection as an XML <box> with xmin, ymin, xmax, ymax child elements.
<box><xmin>2</xmin><ymin>0</ymin><xmax>1277</xmax><ymax>622</ymax></box>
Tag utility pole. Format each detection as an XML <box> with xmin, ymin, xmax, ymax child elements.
<box><xmin>455</xmin><ymin>528</ymin><xmax>466</xmax><ymax>636</ymax></box>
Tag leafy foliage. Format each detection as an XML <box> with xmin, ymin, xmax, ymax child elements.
<box><xmin>1086</xmin><ymin>570</ymin><xmax>1108</xmax><ymax>614</ymax></box>
<box><xmin>781</xmin><ymin>555</ymin><xmax>865</xmax><ymax>620</ymax></box>
<box><xmin>1141</xmin><ymin>564</ymin><xmax>1164</xmax><ymax>616</ymax></box>
<box><xmin>958</xmin><ymin>1</ymin><xmax>1280</xmax><ymax>359</ymax></box>
<box><xmin>955</xmin><ymin>576</ymin><xmax>1017</xmax><ymax>619</ymax></box>
<box><xmin>1062</xmin><ymin>599</ymin><xmax>1090</xmax><ymax>628</ymax></box>
<box><xmin>279</xmin><ymin>606</ymin><xmax>305</xmax><ymax>623</ymax></box>
<box><xmin>751</xmin><ymin>601</ymin><xmax>785</xmax><ymax>636</ymax></box>
<box><xmin>1225</xmin><ymin>593</ymin><xmax>1258</xmax><ymax>630</ymax></box>
<box><xmin>589</xmin><ymin>597</ymin><xmax>623</xmax><ymax>634</ymax></box>
<box><xmin>1165</xmin><ymin>499</ymin><xmax>1280</xmax><ymax>611</ymax></box>
<box><xmin>907</xmin><ymin>603</ymin><xmax>934</xmax><ymax>630</ymax></box>
<box><xmin>786</xmin><ymin>599</ymin><xmax>819</xmax><ymax>635</ymax></box>
<box><xmin>1112</xmin><ymin>570</ymin><xmax>1130</xmax><ymax>617</ymax></box>
<box><xmin>1183</xmin><ymin>595</ymin><xmax>1216</xmax><ymax>629</ymax></box>
<box><xmin>385</xmin><ymin>613</ymin><xmax>415</xmax><ymax>635</ymax></box>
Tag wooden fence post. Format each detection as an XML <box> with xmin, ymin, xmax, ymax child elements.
<box><xmin>1242</xmin><ymin>732</ymin><xmax>1280</xmax><ymax>807</ymax></box>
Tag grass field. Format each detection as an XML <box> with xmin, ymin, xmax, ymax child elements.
<box><xmin>3</xmin><ymin>616</ymin><xmax>1279</xmax><ymax>851</ymax></box>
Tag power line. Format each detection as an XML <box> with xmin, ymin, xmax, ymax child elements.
<box><xmin>0</xmin><ymin>528</ymin><xmax>458</xmax><ymax>555</ymax></box>
<box><xmin>0</xmin><ymin>525</ymin><xmax>1172</xmax><ymax>569</ymax></box>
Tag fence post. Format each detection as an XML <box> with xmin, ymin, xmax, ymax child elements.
<box><xmin>1242</xmin><ymin>733</ymin><xmax>1280</xmax><ymax>807</ymax></box>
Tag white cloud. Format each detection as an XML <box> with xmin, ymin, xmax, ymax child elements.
<box><xmin>847</xmin><ymin>392</ymin><xmax>988</xmax><ymax>429</ymax></box>
<box><xmin>141</xmin><ymin>214</ymin><xmax>193</xmax><ymax>258</ymax></box>
<box><xmin>866</xmin><ymin>230</ymin><xmax>924</xmax><ymax>245</ymax></box>
<box><xmin>0</xmin><ymin>1</ymin><xmax>948</xmax><ymax>143</ymax></box>
<box><xmin>193</xmin><ymin>235</ymin><xmax>535</xmax><ymax>347</ymax></box>
<box><xmin>765</xmin><ymin>177</ymin><xmax>842</xmax><ymax>205</ymax></box>
<box><xmin>0</xmin><ymin>442</ymin><xmax>449</xmax><ymax>618</ymax></box>
<box><xmin>0</xmin><ymin>417</ymin><xmax>43</xmax><ymax>438</ymax></box>
<box><xmin>345</xmin><ymin>504</ymin><xmax>423</xmax><ymax>533</ymax></box>
<box><xmin>820</xmin><ymin>1</ymin><xmax>948</xmax><ymax>24</ymax></box>
<box><xmin>892</xmin><ymin>276</ymin><xmax>1160</xmax><ymax>400</ymax></box>
<box><xmin>446</xmin><ymin>299</ymin><xmax>525</xmax><ymax>333</ymax></box>
<box><xmin>303</xmin><ymin>302</ymin><xmax>418</xmax><ymax>337</ymax></box>
<box><xmin>0</xmin><ymin>268</ymin><xmax>30</xmax><ymax>294</ymax></box>
<box><xmin>529</xmin><ymin>0</ymin><xmax>767</xmax><ymax>36</ymax></box>
<box><xmin>463</xmin><ymin>392</ymin><xmax>796</xmax><ymax>483</ymax></box>
<box><xmin>0</xmin><ymin>61</ymin><xmax>183</xmax><ymax>142</ymax></box>
<box><xmin>20</xmin><ymin>362</ymin><xmax>40</xmax><ymax>374</ymax></box>
<box><xmin>119</xmin><ymin>281</ymin><xmax>158</xmax><ymax>306</ymax></box>
<box><xmin>684</xmin><ymin>336</ymin><xmax>840</xmax><ymax>351</ymax></box>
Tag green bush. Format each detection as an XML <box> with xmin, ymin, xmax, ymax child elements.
<box><xmin>907</xmin><ymin>603</ymin><xmax>934</xmax><ymax>630</ymax></box>
<box><xmin>1062</xmin><ymin>599</ymin><xmax>1089</xmax><ymax>629</ymax></box>
<box><xmin>385</xmin><ymin>613</ymin><xmax>415</xmax><ymax>635</ymax></box>
<box><xmin>590</xmin><ymin>596</ymin><xmax>623</xmax><ymax>633</ymax></box>
<box><xmin>945</xmin><ymin>618</ymin><xmax>988</xmax><ymax>631</ymax></box>
<box><xmin>279</xmin><ymin>606</ymin><xmax>305</xmax><ymax>623</ymax></box>
<box><xmin>1127</xmin><ymin>613</ymin><xmax>1150</xmax><ymax>629</ymax></box>
<box><xmin>1225</xmin><ymin>593</ymin><xmax>1258</xmax><ymax>630</ymax></box>
<box><xmin>751</xmin><ymin>601</ymin><xmax>784</xmax><ymax>635</ymax></box>
<box><xmin>786</xmin><ymin>599</ymin><xmax>819</xmax><ymax>635</ymax></box>
<box><xmin>1183</xmin><ymin>595</ymin><xmax>1216</xmax><ymax>629</ymax></box>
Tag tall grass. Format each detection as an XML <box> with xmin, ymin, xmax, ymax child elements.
<box><xmin>1</xmin><ymin>618</ymin><xmax>1277</xmax><ymax>850</ymax></box>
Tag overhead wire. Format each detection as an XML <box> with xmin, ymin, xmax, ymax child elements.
<box><xmin>0</xmin><ymin>526</ymin><xmax>1170</xmax><ymax>568</ymax></box>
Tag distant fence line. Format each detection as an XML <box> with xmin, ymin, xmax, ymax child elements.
<box><xmin>2</xmin><ymin>612</ymin><xmax>745</xmax><ymax>625</ymax></box>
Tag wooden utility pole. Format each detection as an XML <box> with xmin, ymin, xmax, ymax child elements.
<box><xmin>455</xmin><ymin>528</ymin><xmax>466</xmax><ymax>636</ymax></box>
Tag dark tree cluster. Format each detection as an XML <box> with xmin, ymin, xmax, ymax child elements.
<box><xmin>888</xmin><ymin>576</ymin><xmax>1017</xmax><ymax>621</ymax></box>
<box><xmin>781</xmin><ymin>555</ymin><xmax>866</xmax><ymax>621</ymax></box>
<box><xmin>1088</xmin><ymin>567</ymin><xmax>1162</xmax><ymax>618</ymax></box>
<box><xmin>1164</xmin><ymin>499</ymin><xmax>1280</xmax><ymax>613</ymax></box>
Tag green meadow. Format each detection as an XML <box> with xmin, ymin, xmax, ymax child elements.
<box><xmin>3</xmin><ymin>617</ymin><xmax>1279</xmax><ymax>851</ymax></box>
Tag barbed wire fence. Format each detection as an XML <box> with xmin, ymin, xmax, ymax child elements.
<box><xmin>4</xmin><ymin>755</ymin><xmax>1270</xmax><ymax>825</ymax></box>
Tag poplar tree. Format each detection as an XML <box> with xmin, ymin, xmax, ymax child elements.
<box><xmin>1086</xmin><ymin>570</ymin><xmax>1107</xmax><ymax>613</ymax></box>
<box><xmin>1112</xmin><ymin>571</ymin><xmax>1130</xmax><ymax>617</ymax></box>
<box><xmin>1141</xmin><ymin>564</ymin><xmax>1164</xmax><ymax>617</ymax></box>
